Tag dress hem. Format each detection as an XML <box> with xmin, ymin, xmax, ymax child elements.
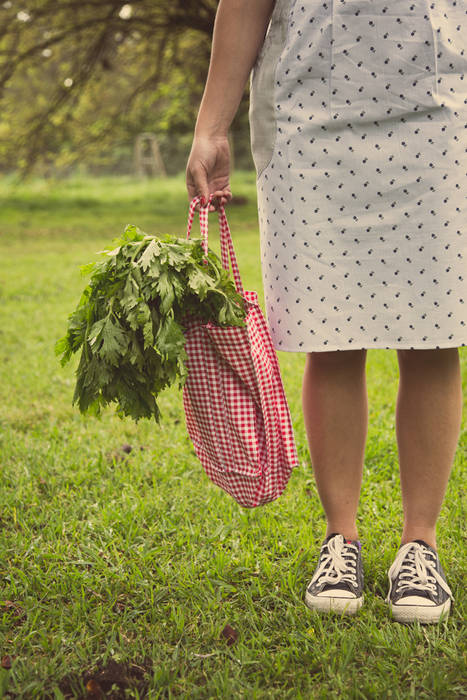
<box><xmin>273</xmin><ymin>340</ymin><xmax>467</xmax><ymax>353</ymax></box>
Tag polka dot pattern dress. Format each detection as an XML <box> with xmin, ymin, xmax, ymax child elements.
<box><xmin>248</xmin><ymin>0</ymin><xmax>466</xmax><ymax>352</ymax></box>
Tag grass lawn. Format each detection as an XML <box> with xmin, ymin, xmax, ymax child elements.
<box><xmin>0</xmin><ymin>172</ymin><xmax>465</xmax><ymax>698</ymax></box>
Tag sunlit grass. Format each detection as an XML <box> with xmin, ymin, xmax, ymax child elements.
<box><xmin>0</xmin><ymin>173</ymin><xmax>465</xmax><ymax>698</ymax></box>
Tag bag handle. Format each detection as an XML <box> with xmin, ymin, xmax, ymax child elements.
<box><xmin>186</xmin><ymin>194</ymin><xmax>245</xmax><ymax>298</ymax></box>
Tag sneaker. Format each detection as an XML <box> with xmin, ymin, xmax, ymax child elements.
<box><xmin>304</xmin><ymin>533</ymin><xmax>364</xmax><ymax>615</ymax></box>
<box><xmin>386</xmin><ymin>540</ymin><xmax>453</xmax><ymax>624</ymax></box>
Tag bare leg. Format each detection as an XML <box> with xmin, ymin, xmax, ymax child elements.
<box><xmin>396</xmin><ymin>348</ymin><xmax>463</xmax><ymax>550</ymax></box>
<box><xmin>301</xmin><ymin>349</ymin><xmax>368</xmax><ymax>541</ymax></box>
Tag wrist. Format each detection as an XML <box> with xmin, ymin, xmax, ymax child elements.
<box><xmin>194</xmin><ymin>126</ymin><xmax>229</xmax><ymax>140</ymax></box>
<box><xmin>194</xmin><ymin>104</ymin><xmax>231</xmax><ymax>140</ymax></box>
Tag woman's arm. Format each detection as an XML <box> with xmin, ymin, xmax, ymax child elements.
<box><xmin>195</xmin><ymin>0</ymin><xmax>276</xmax><ymax>138</ymax></box>
<box><xmin>186</xmin><ymin>0</ymin><xmax>275</xmax><ymax>210</ymax></box>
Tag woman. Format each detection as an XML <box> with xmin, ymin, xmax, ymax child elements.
<box><xmin>185</xmin><ymin>0</ymin><xmax>465</xmax><ymax>623</ymax></box>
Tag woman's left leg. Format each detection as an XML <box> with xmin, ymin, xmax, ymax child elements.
<box><xmin>395</xmin><ymin>347</ymin><xmax>463</xmax><ymax>550</ymax></box>
<box><xmin>387</xmin><ymin>347</ymin><xmax>462</xmax><ymax>622</ymax></box>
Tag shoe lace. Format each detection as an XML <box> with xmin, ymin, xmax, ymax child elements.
<box><xmin>386</xmin><ymin>542</ymin><xmax>453</xmax><ymax>601</ymax></box>
<box><xmin>311</xmin><ymin>534</ymin><xmax>358</xmax><ymax>588</ymax></box>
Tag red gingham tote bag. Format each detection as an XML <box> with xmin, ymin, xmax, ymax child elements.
<box><xmin>182</xmin><ymin>194</ymin><xmax>299</xmax><ymax>508</ymax></box>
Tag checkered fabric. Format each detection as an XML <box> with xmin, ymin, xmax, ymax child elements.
<box><xmin>182</xmin><ymin>195</ymin><xmax>299</xmax><ymax>507</ymax></box>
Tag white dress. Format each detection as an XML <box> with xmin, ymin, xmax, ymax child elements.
<box><xmin>248</xmin><ymin>0</ymin><xmax>466</xmax><ymax>352</ymax></box>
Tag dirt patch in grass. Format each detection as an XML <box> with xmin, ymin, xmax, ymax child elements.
<box><xmin>56</xmin><ymin>658</ymin><xmax>152</xmax><ymax>699</ymax></box>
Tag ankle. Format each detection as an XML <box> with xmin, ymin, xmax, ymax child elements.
<box><xmin>326</xmin><ymin>524</ymin><xmax>359</xmax><ymax>542</ymax></box>
<box><xmin>401</xmin><ymin>526</ymin><xmax>437</xmax><ymax>550</ymax></box>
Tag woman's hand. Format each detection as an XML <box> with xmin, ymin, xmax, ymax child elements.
<box><xmin>186</xmin><ymin>134</ymin><xmax>233</xmax><ymax>212</ymax></box>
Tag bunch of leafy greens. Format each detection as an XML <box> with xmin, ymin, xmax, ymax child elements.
<box><xmin>55</xmin><ymin>224</ymin><xmax>247</xmax><ymax>423</ymax></box>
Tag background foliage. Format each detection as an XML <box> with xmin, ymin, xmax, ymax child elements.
<box><xmin>0</xmin><ymin>0</ymin><xmax>254</xmax><ymax>176</ymax></box>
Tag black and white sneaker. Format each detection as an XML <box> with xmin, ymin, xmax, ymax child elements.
<box><xmin>304</xmin><ymin>533</ymin><xmax>364</xmax><ymax>615</ymax></box>
<box><xmin>386</xmin><ymin>540</ymin><xmax>453</xmax><ymax>624</ymax></box>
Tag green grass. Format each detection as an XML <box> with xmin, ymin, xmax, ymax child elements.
<box><xmin>0</xmin><ymin>172</ymin><xmax>466</xmax><ymax>699</ymax></box>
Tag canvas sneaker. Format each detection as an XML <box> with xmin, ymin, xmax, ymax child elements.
<box><xmin>304</xmin><ymin>533</ymin><xmax>364</xmax><ymax>615</ymax></box>
<box><xmin>386</xmin><ymin>540</ymin><xmax>453</xmax><ymax>624</ymax></box>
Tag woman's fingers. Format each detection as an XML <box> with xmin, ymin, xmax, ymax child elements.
<box><xmin>191</xmin><ymin>169</ymin><xmax>211</xmax><ymax>211</ymax></box>
<box><xmin>196</xmin><ymin>189</ymin><xmax>232</xmax><ymax>212</ymax></box>
<box><xmin>187</xmin><ymin>170</ymin><xmax>232</xmax><ymax>211</ymax></box>
<box><xmin>212</xmin><ymin>189</ymin><xmax>233</xmax><ymax>210</ymax></box>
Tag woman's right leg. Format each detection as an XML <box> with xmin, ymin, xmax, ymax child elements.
<box><xmin>301</xmin><ymin>349</ymin><xmax>368</xmax><ymax>540</ymax></box>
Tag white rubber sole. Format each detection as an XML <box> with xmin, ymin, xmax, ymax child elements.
<box><xmin>390</xmin><ymin>598</ymin><xmax>451</xmax><ymax>624</ymax></box>
<box><xmin>304</xmin><ymin>591</ymin><xmax>363</xmax><ymax>615</ymax></box>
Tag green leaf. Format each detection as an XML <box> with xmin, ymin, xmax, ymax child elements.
<box><xmin>89</xmin><ymin>315</ymin><xmax>129</xmax><ymax>365</ymax></box>
<box><xmin>140</xmin><ymin>238</ymin><xmax>161</xmax><ymax>271</ymax></box>
<box><xmin>155</xmin><ymin>314</ymin><xmax>185</xmax><ymax>359</ymax></box>
<box><xmin>165</xmin><ymin>242</ymin><xmax>192</xmax><ymax>270</ymax></box>
<box><xmin>117</xmin><ymin>224</ymin><xmax>146</xmax><ymax>244</ymax></box>
<box><xmin>79</xmin><ymin>261</ymin><xmax>97</xmax><ymax>277</ymax></box>
<box><xmin>120</xmin><ymin>275</ymin><xmax>140</xmax><ymax>314</ymax></box>
<box><xmin>54</xmin><ymin>335</ymin><xmax>72</xmax><ymax>366</ymax></box>
<box><xmin>142</xmin><ymin>319</ymin><xmax>154</xmax><ymax>349</ymax></box>
<box><xmin>156</xmin><ymin>270</ymin><xmax>175</xmax><ymax>314</ymax></box>
<box><xmin>186</xmin><ymin>265</ymin><xmax>210</xmax><ymax>300</ymax></box>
